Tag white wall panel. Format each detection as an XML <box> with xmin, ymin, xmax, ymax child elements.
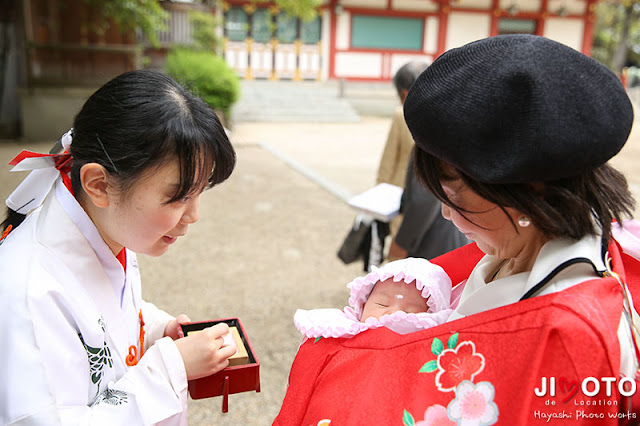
<box><xmin>335</xmin><ymin>52</ymin><xmax>383</xmax><ymax>77</ymax></box>
<box><xmin>336</xmin><ymin>12</ymin><xmax>351</xmax><ymax>50</ymax></box>
<box><xmin>446</xmin><ymin>13</ymin><xmax>491</xmax><ymax>50</ymax></box>
<box><xmin>455</xmin><ymin>0</ymin><xmax>492</xmax><ymax>9</ymax></box>
<box><xmin>543</xmin><ymin>18</ymin><xmax>584</xmax><ymax>51</ymax></box>
<box><xmin>322</xmin><ymin>9</ymin><xmax>331</xmax><ymax>81</ymax></box>
<box><xmin>341</xmin><ymin>0</ymin><xmax>387</xmax><ymax>7</ymax></box>
<box><xmin>392</xmin><ymin>0</ymin><xmax>438</xmax><ymax>12</ymax></box>
<box><xmin>426</xmin><ymin>16</ymin><xmax>439</xmax><ymax>53</ymax></box>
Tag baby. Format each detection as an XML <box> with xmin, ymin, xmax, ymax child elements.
<box><xmin>294</xmin><ymin>257</ymin><xmax>453</xmax><ymax>338</ymax></box>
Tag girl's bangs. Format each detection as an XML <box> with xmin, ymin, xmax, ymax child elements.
<box><xmin>164</xmin><ymin>131</ymin><xmax>235</xmax><ymax>204</ymax></box>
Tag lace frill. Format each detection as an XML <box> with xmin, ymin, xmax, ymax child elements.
<box><xmin>294</xmin><ymin>258</ymin><xmax>453</xmax><ymax>338</ymax></box>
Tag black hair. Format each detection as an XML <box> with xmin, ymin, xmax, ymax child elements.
<box><xmin>2</xmin><ymin>69</ymin><xmax>236</xmax><ymax>231</ymax></box>
<box><xmin>414</xmin><ymin>148</ymin><xmax>635</xmax><ymax>242</ymax></box>
<box><xmin>392</xmin><ymin>62</ymin><xmax>429</xmax><ymax>99</ymax></box>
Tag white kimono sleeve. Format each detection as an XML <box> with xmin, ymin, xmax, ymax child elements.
<box><xmin>9</xmin><ymin>280</ymin><xmax>187</xmax><ymax>425</ymax></box>
<box><xmin>140</xmin><ymin>301</ymin><xmax>174</xmax><ymax>349</ymax></box>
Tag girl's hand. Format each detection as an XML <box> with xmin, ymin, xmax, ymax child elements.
<box><xmin>164</xmin><ymin>314</ymin><xmax>191</xmax><ymax>340</ymax></box>
<box><xmin>174</xmin><ymin>322</ymin><xmax>237</xmax><ymax>380</ymax></box>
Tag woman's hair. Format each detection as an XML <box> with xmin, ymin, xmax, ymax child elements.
<box><xmin>414</xmin><ymin>148</ymin><xmax>635</xmax><ymax>242</ymax></box>
<box><xmin>2</xmin><ymin>69</ymin><xmax>236</xmax><ymax>231</ymax></box>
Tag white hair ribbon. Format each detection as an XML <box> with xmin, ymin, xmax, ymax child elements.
<box><xmin>60</xmin><ymin>128</ymin><xmax>73</xmax><ymax>152</ymax></box>
<box><xmin>5</xmin><ymin>129</ymin><xmax>73</xmax><ymax>215</ymax></box>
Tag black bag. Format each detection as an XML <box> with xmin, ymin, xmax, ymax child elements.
<box><xmin>337</xmin><ymin>215</ymin><xmax>371</xmax><ymax>264</ymax></box>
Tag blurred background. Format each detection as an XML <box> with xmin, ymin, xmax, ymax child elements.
<box><xmin>1</xmin><ymin>0</ymin><xmax>639</xmax><ymax>424</ymax></box>
<box><xmin>1</xmin><ymin>0</ymin><xmax>639</xmax><ymax>139</ymax></box>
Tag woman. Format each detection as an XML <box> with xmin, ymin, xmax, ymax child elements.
<box><xmin>1</xmin><ymin>70</ymin><xmax>237</xmax><ymax>424</ymax></box>
<box><xmin>275</xmin><ymin>35</ymin><xmax>638</xmax><ymax>425</ymax></box>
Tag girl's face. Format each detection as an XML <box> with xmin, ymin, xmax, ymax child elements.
<box><xmin>439</xmin><ymin>172</ymin><xmax>543</xmax><ymax>260</ymax></box>
<box><xmin>99</xmin><ymin>160</ymin><xmax>202</xmax><ymax>257</ymax></box>
<box><xmin>361</xmin><ymin>278</ymin><xmax>429</xmax><ymax>322</ymax></box>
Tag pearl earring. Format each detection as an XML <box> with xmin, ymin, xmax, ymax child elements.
<box><xmin>518</xmin><ymin>216</ymin><xmax>531</xmax><ymax>227</ymax></box>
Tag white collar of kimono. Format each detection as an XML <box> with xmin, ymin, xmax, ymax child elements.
<box><xmin>451</xmin><ymin>234</ymin><xmax>606</xmax><ymax>320</ymax></box>
<box><xmin>54</xmin><ymin>178</ymin><xmax>128</xmax><ymax>306</ymax></box>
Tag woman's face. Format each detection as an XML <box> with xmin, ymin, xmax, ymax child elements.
<box><xmin>99</xmin><ymin>160</ymin><xmax>203</xmax><ymax>257</ymax></box>
<box><xmin>439</xmin><ymin>174</ymin><xmax>543</xmax><ymax>260</ymax></box>
<box><xmin>361</xmin><ymin>278</ymin><xmax>429</xmax><ymax>322</ymax></box>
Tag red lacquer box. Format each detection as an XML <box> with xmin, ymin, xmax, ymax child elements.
<box><xmin>180</xmin><ymin>318</ymin><xmax>260</xmax><ymax>412</ymax></box>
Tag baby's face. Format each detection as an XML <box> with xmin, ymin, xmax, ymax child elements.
<box><xmin>360</xmin><ymin>278</ymin><xmax>430</xmax><ymax>322</ymax></box>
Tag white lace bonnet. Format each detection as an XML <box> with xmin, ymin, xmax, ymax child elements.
<box><xmin>348</xmin><ymin>257</ymin><xmax>452</xmax><ymax>318</ymax></box>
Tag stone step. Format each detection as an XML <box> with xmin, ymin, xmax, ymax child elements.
<box><xmin>231</xmin><ymin>80</ymin><xmax>398</xmax><ymax>122</ymax></box>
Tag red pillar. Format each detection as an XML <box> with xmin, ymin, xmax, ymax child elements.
<box><xmin>436</xmin><ymin>1</ymin><xmax>449</xmax><ymax>57</ymax></box>
<box><xmin>582</xmin><ymin>0</ymin><xmax>597</xmax><ymax>56</ymax></box>
<box><xmin>328</xmin><ymin>0</ymin><xmax>338</xmax><ymax>79</ymax></box>
<box><xmin>537</xmin><ymin>0</ymin><xmax>548</xmax><ymax>37</ymax></box>
<box><xmin>489</xmin><ymin>0</ymin><xmax>500</xmax><ymax>36</ymax></box>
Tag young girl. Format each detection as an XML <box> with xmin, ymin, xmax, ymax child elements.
<box><xmin>294</xmin><ymin>257</ymin><xmax>453</xmax><ymax>338</ymax></box>
<box><xmin>0</xmin><ymin>70</ymin><xmax>237</xmax><ymax>425</ymax></box>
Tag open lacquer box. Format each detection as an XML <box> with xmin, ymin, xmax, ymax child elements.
<box><xmin>180</xmin><ymin>318</ymin><xmax>260</xmax><ymax>413</ymax></box>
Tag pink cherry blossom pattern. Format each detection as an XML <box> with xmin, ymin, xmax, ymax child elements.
<box><xmin>447</xmin><ymin>381</ymin><xmax>498</xmax><ymax>425</ymax></box>
<box><xmin>415</xmin><ymin>404</ymin><xmax>456</xmax><ymax>426</ymax></box>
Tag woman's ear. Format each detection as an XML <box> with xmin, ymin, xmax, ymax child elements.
<box><xmin>80</xmin><ymin>163</ymin><xmax>111</xmax><ymax>208</ymax></box>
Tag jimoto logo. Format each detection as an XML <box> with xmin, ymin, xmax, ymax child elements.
<box><xmin>535</xmin><ymin>376</ymin><xmax>636</xmax><ymax>401</ymax></box>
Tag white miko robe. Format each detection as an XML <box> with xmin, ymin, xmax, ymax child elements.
<box><xmin>0</xmin><ymin>179</ymin><xmax>188</xmax><ymax>425</ymax></box>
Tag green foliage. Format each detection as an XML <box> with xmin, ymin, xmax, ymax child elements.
<box><xmin>165</xmin><ymin>48</ymin><xmax>240</xmax><ymax>114</ymax></box>
<box><xmin>255</xmin><ymin>0</ymin><xmax>323</xmax><ymax>21</ymax></box>
<box><xmin>82</xmin><ymin>0</ymin><xmax>168</xmax><ymax>46</ymax></box>
<box><xmin>593</xmin><ymin>0</ymin><xmax>640</xmax><ymax>71</ymax></box>
<box><xmin>189</xmin><ymin>10</ymin><xmax>222</xmax><ymax>51</ymax></box>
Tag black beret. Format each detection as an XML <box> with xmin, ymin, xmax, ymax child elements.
<box><xmin>404</xmin><ymin>34</ymin><xmax>634</xmax><ymax>183</ymax></box>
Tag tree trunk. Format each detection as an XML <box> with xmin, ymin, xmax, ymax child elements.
<box><xmin>611</xmin><ymin>2</ymin><xmax>634</xmax><ymax>75</ymax></box>
<box><xmin>0</xmin><ymin>0</ymin><xmax>18</xmax><ymax>108</ymax></box>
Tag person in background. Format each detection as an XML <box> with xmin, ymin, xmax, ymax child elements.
<box><xmin>376</xmin><ymin>62</ymin><xmax>429</xmax><ymax>242</ymax></box>
<box><xmin>387</xmin><ymin>152</ymin><xmax>470</xmax><ymax>261</ymax></box>
<box><xmin>383</xmin><ymin>62</ymin><xmax>469</xmax><ymax>261</ymax></box>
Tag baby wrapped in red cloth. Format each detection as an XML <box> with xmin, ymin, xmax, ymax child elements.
<box><xmin>275</xmin><ymin>242</ymin><xmax>634</xmax><ymax>425</ymax></box>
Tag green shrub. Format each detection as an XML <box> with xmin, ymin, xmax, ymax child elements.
<box><xmin>165</xmin><ymin>48</ymin><xmax>240</xmax><ymax>116</ymax></box>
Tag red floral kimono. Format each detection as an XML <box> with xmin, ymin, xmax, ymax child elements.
<box><xmin>274</xmin><ymin>243</ymin><xmax>640</xmax><ymax>425</ymax></box>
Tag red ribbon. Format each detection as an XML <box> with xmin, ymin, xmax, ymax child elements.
<box><xmin>9</xmin><ymin>150</ymin><xmax>74</xmax><ymax>195</ymax></box>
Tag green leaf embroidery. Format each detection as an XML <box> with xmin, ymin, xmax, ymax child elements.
<box><xmin>78</xmin><ymin>322</ymin><xmax>113</xmax><ymax>391</ymax></box>
<box><xmin>447</xmin><ymin>332</ymin><xmax>459</xmax><ymax>349</ymax></box>
<box><xmin>419</xmin><ymin>360</ymin><xmax>438</xmax><ymax>373</ymax></box>
<box><xmin>431</xmin><ymin>337</ymin><xmax>444</xmax><ymax>356</ymax></box>
<box><xmin>314</xmin><ymin>337</ymin><xmax>322</xmax><ymax>343</ymax></box>
<box><xmin>403</xmin><ymin>409</ymin><xmax>415</xmax><ymax>426</ymax></box>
